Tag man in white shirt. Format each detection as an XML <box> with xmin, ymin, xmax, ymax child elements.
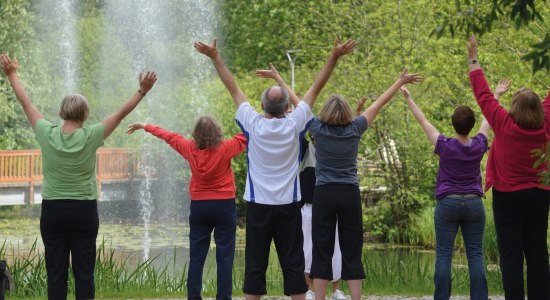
<box><xmin>195</xmin><ymin>38</ymin><xmax>356</xmax><ymax>300</ymax></box>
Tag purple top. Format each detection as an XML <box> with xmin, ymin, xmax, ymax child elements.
<box><xmin>434</xmin><ymin>133</ymin><xmax>488</xmax><ymax>200</ymax></box>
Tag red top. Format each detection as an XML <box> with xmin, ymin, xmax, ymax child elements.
<box><xmin>469</xmin><ymin>69</ymin><xmax>550</xmax><ymax>192</ymax></box>
<box><xmin>145</xmin><ymin>124</ymin><xmax>247</xmax><ymax>200</ymax></box>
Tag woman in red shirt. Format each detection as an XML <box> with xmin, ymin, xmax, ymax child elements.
<box><xmin>127</xmin><ymin>117</ymin><xmax>246</xmax><ymax>300</ymax></box>
<box><xmin>467</xmin><ymin>36</ymin><xmax>550</xmax><ymax>299</ymax></box>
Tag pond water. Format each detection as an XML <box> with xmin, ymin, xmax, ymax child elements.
<box><xmin>0</xmin><ymin>216</ymin><xmax>479</xmax><ymax>274</ymax></box>
<box><xmin>0</xmin><ymin>214</ymin><xmax>508</xmax><ymax>296</ymax></box>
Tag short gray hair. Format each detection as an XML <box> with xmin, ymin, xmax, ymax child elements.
<box><xmin>261</xmin><ymin>86</ymin><xmax>289</xmax><ymax>116</ymax></box>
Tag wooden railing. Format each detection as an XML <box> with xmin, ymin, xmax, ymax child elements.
<box><xmin>0</xmin><ymin>150</ymin><xmax>43</xmax><ymax>184</ymax></box>
<box><xmin>0</xmin><ymin>149</ymin><xmax>140</xmax><ymax>204</ymax></box>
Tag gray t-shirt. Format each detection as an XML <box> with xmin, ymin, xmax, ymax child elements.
<box><xmin>308</xmin><ymin>116</ymin><xmax>368</xmax><ymax>186</ymax></box>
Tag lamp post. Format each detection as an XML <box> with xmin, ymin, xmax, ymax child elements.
<box><xmin>286</xmin><ymin>50</ymin><xmax>300</xmax><ymax>92</ymax></box>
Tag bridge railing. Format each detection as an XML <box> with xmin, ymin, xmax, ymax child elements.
<box><xmin>0</xmin><ymin>149</ymin><xmax>140</xmax><ymax>204</ymax></box>
<box><xmin>0</xmin><ymin>150</ymin><xmax>43</xmax><ymax>184</ymax></box>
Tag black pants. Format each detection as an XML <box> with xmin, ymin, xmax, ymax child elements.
<box><xmin>40</xmin><ymin>200</ymin><xmax>99</xmax><ymax>300</ymax></box>
<box><xmin>310</xmin><ymin>184</ymin><xmax>365</xmax><ymax>280</ymax></box>
<box><xmin>243</xmin><ymin>202</ymin><xmax>308</xmax><ymax>296</ymax></box>
<box><xmin>492</xmin><ymin>188</ymin><xmax>550</xmax><ymax>300</ymax></box>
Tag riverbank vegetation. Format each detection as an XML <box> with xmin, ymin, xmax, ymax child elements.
<box><xmin>1</xmin><ymin>239</ymin><xmax>505</xmax><ymax>299</ymax></box>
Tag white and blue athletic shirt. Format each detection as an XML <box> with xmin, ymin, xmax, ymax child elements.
<box><xmin>236</xmin><ymin>101</ymin><xmax>313</xmax><ymax>205</ymax></box>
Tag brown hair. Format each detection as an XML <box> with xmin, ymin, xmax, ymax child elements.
<box><xmin>192</xmin><ymin>116</ymin><xmax>223</xmax><ymax>150</ymax></box>
<box><xmin>319</xmin><ymin>95</ymin><xmax>354</xmax><ymax>125</ymax></box>
<box><xmin>451</xmin><ymin>105</ymin><xmax>475</xmax><ymax>135</ymax></box>
<box><xmin>59</xmin><ymin>94</ymin><xmax>89</xmax><ymax>122</ymax></box>
<box><xmin>509</xmin><ymin>88</ymin><xmax>544</xmax><ymax>130</ymax></box>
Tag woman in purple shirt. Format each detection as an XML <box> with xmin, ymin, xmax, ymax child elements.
<box><xmin>400</xmin><ymin>82</ymin><xmax>508</xmax><ymax>300</ymax></box>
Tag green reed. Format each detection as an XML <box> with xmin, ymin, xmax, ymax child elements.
<box><xmin>360</xmin><ymin>249</ymin><xmax>503</xmax><ymax>295</ymax></box>
<box><xmin>1</xmin><ymin>239</ymin><xmax>506</xmax><ymax>299</ymax></box>
<box><xmin>398</xmin><ymin>195</ymin><xmax>516</xmax><ymax>261</ymax></box>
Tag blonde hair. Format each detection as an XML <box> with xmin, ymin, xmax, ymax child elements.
<box><xmin>319</xmin><ymin>95</ymin><xmax>354</xmax><ymax>125</ymax></box>
<box><xmin>59</xmin><ymin>94</ymin><xmax>90</xmax><ymax>122</ymax></box>
<box><xmin>192</xmin><ymin>116</ymin><xmax>223</xmax><ymax>150</ymax></box>
<box><xmin>509</xmin><ymin>88</ymin><xmax>544</xmax><ymax>130</ymax></box>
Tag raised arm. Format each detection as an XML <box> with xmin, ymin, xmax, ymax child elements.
<box><xmin>194</xmin><ymin>38</ymin><xmax>246</xmax><ymax>107</ymax></box>
<box><xmin>355</xmin><ymin>96</ymin><xmax>367</xmax><ymax>117</ymax></box>
<box><xmin>128</xmin><ymin>122</ymin><xmax>191</xmax><ymax>158</ymax></box>
<box><xmin>0</xmin><ymin>53</ymin><xmax>42</xmax><ymax>130</ymax></box>
<box><xmin>400</xmin><ymin>85</ymin><xmax>439</xmax><ymax>145</ymax></box>
<box><xmin>467</xmin><ymin>36</ymin><xmax>510</xmax><ymax>132</ymax></box>
<box><xmin>102</xmin><ymin>71</ymin><xmax>157</xmax><ymax>140</ymax></box>
<box><xmin>493</xmin><ymin>79</ymin><xmax>511</xmax><ymax>101</ymax></box>
<box><xmin>126</xmin><ymin>122</ymin><xmax>147</xmax><ymax>134</ymax></box>
<box><xmin>478</xmin><ymin>118</ymin><xmax>491</xmax><ymax>138</ymax></box>
<box><xmin>256</xmin><ymin>63</ymin><xmax>300</xmax><ymax>107</ymax></box>
<box><xmin>467</xmin><ymin>35</ymin><xmax>481</xmax><ymax>72</ymax></box>
<box><xmin>475</xmin><ymin>79</ymin><xmax>508</xmax><ymax>137</ymax></box>
<box><xmin>362</xmin><ymin>70</ymin><xmax>422</xmax><ymax>125</ymax></box>
<box><xmin>302</xmin><ymin>39</ymin><xmax>357</xmax><ymax>108</ymax></box>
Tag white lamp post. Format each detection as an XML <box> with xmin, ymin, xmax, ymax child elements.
<box><xmin>286</xmin><ymin>50</ymin><xmax>300</xmax><ymax>92</ymax></box>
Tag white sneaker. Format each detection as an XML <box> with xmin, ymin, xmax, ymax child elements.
<box><xmin>305</xmin><ymin>289</ymin><xmax>315</xmax><ymax>300</ymax></box>
<box><xmin>330</xmin><ymin>289</ymin><xmax>346</xmax><ymax>300</ymax></box>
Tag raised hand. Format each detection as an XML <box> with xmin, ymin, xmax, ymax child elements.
<box><xmin>398</xmin><ymin>70</ymin><xmax>423</xmax><ymax>85</ymax></box>
<box><xmin>139</xmin><ymin>71</ymin><xmax>157</xmax><ymax>95</ymax></box>
<box><xmin>355</xmin><ymin>96</ymin><xmax>367</xmax><ymax>117</ymax></box>
<box><xmin>494</xmin><ymin>79</ymin><xmax>511</xmax><ymax>98</ymax></box>
<box><xmin>332</xmin><ymin>39</ymin><xmax>357</xmax><ymax>59</ymax></box>
<box><xmin>255</xmin><ymin>63</ymin><xmax>281</xmax><ymax>80</ymax></box>
<box><xmin>0</xmin><ymin>52</ymin><xmax>42</xmax><ymax>130</ymax></box>
<box><xmin>194</xmin><ymin>38</ymin><xmax>246</xmax><ymax>107</ymax></box>
<box><xmin>257</xmin><ymin>63</ymin><xmax>299</xmax><ymax>106</ymax></box>
<box><xmin>102</xmin><ymin>71</ymin><xmax>158</xmax><ymax>140</ymax></box>
<box><xmin>126</xmin><ymin>122</ymin><xmax>146</xmax><ymax>134</ymax></box>
<box><xmin>302</xmin><ymin>38</ymin><xmax>357</xmax><ymax>107</ymax></box>
<box><xmin>194</xmin><ymin>38</ymin><xmax>219</xmax><ymax>59</ymax></box>
<box><xmin>400</xmin><ymin>85</ymin><xmax>411</xmax><ymax>99</ymax></box>
<box><xmin>467</xmin><ymin>35</ymin><xmax>477</xmax><ymax>61</ymax></box>
<box><xmin>0</xmin><ymin>53</ymin><xmax>18</xmax><ymax>77</ymax></box>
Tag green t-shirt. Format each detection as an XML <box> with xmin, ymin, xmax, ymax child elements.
<box><xmin>35</xmin><ymin>119</ymin><xmax>105</xmax><ymax>200</ymax></box>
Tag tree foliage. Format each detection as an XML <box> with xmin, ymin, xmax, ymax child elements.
<box><xmin>432</xmin><ymin>0</ymin><xmax>550</xmax><ymax>72</ymax></box>
<box><xmin>1</xmin><ymin>0</ymin><xmax>549</xmax><ymax>241</ymax></box>
<box><xmin>216</xmin><ymin>0</ymin><xmax>549</xmax><ymax>239</ymax></box>
<box><xmin>0</xmin><ymin>0</ymin><xmax>38</xmax><ymax>149</ymax></box>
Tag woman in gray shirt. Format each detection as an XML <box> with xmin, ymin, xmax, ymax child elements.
<box><xmin>308</xmin><ymin>70</ymin><xmax>422</xmax><ymax>300</ymax></box>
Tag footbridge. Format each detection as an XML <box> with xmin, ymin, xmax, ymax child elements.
<box><xmin>0</xmin><ymin>149</ymin><xmax>141</xmax><ymax>206</ymax></box>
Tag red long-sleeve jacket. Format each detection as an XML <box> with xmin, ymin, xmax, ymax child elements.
<box><xmin>145</xmin><ymin>124</ymin><xmax>247</xmax><ymax>200</ymax></box>
<box><xmin>469</xmin><ymin>69</ymin><xmax>550</xmax><ymax>192</ymax></box>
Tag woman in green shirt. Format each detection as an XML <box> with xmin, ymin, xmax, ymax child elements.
<box><xmin>0</xmin><ymin>53</ymin><xmax>157</xmax><ymax>299</ymax></box>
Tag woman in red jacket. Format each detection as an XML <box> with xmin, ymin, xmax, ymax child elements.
<box><xmin>467</xmin><ymin>36</ymin><xmax>550</xmax><ymax>299</ymax></box>
<box><xmin>127</xmin><ymin>117</ymin><xmax>246</xmax><ymax>300</ymax></box>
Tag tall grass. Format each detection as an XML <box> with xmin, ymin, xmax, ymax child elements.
<box><xmin>1</xmin><ymin>239</ymin><xmax>190</xmax><ymax>298</ymax></box>
<box><xmin>361</xmin><ymin>249</ymin><xmax>503</xmax><ymax>295</ymax></box>
<box><xmin>397</xmin><ymin>195</ymin><xmax>504</xmax><ymax>261</ymax></box>
<box><xmin>1</xmin><ymin>240</ymin><xmax>47</xmax><ymax>297</ymax></box>
<box><xmin>1</xmin><ymin>239</ymin><xmax>506</xmax><ymax>299</ymax></box>
<box><xmin>0</xmin><ymin>239</ymin><xmax>287</xmax><ymax>299</ymax></box>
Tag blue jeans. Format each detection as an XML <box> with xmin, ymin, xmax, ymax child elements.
<box><xmin>434</xmin><ymin>195</ymin><xmax>488</xmax><ymax>300</ymax></box>
<box><xmin>187</xmin><ymin>199</ymin><xmax>236</xmax><ymax>300</ymax></box>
